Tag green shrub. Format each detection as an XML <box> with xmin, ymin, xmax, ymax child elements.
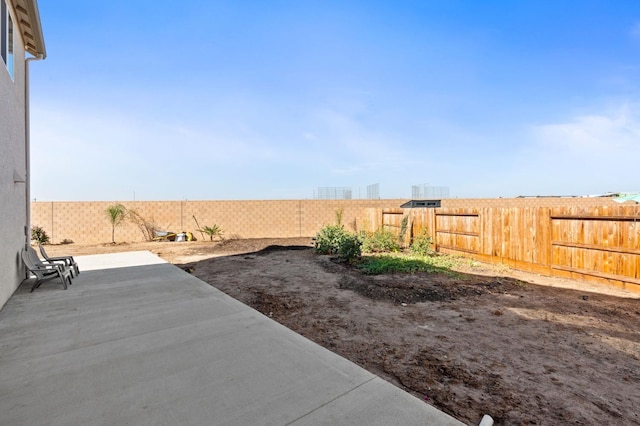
<box><xmin>410</xmin><ymin>228</ymin><xmax>434</xmax><ymax>256</ymax></box>
<box><xmin>360</xmin><ymin>228</ymin><xmax>400</xmax><ymax>253</ymax></box>
<box><xmin>315</xmin><ymin>225</ymin><xmax>348</xmax><ymax>254</ymax></box>
<box><xmin>31</xmin><ymin>226</ymin><xmax>50</xmax><ymax>245</ymax></box>
<box><xmin>315</xmin><ymin>224</ymin><xmax>361</xmax><ymax>261</ymax></box>
<box><xmin>337</xmin><ymin>233</ymin><xmax>362</xmax><ymax>261</ymax></box>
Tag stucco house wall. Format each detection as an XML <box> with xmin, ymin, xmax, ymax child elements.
<box><xmin>0</xmin><ymin>0</ymin><xmax>45</xmax><ymax>310</ymax></box>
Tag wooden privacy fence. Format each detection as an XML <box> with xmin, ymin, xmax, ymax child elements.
<box><xmin>365</xmin><ymin>204</ymin><xmax>640</xmax><ymax>293</ymax></box>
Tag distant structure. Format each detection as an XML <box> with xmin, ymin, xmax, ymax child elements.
<box><xmin>412</xmin><ymin>184</ymin><xmax>450</xmax><ymax>199</ymax></box>
<box><xmin>314</xmin><ymin>187</ymin><xmax>353</xmax><ymax>200</ymax></box>
<box><xmin>366</xmin><ymin>183</ymin><xmax>380</xmax><ymax>199</ymax></box>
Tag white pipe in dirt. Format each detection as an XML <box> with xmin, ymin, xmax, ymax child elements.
<box><xmin>478</xmin><ymin>414</ymin><xmax>494</xmax><ymax>426</ymax></box>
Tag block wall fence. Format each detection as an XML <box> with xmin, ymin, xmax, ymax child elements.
<box><xmin>31</xmin><ymin>199</ymin><xmax>409</xmax><ymax>245</ymax></box>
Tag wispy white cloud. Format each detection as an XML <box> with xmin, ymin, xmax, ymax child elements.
<box><xmin>630</xmin><ymin>21</ymin><xmax>640</xmax><ymax>39</ymax></box>
<box><xmin>29</xmin><ymin>101</ymin><xmax>288</xmax><ymax>200</ymax></box>
<box><xmin>310</xmin><ymin>107</ymin><xmax>411</xmax><ymax>166</ymax></box>
<box><xmin>532</xmin><ymin>104</ymin><xmax>640</xmax><ymax>154</ymax></box>
<box><xmin>509</xmin><ymin>103</ymin><xmax>640</xmax><ymax>196</ymax></box>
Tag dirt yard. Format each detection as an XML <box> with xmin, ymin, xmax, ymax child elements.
<box><xmin>47</xmin><ymin>239</ymin><xmax>640</xmax><ymax>425</ymax></box>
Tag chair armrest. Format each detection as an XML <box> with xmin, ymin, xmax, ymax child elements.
<box><xmin>47</xmin><ymin>255</ymin><xmax>74</xmax><ymax>262</ymax></box>
<box><xmin>32</xmin><ymin>262</ymin><xmax>65</xmax><ymax>273</ymax></box>
<box><xmin>43</xmin><ymin>257</ymin><xmax>73</xmax><ymax>267</ymax></box>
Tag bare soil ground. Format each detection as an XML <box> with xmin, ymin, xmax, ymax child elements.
<box><xmin>47</xmin><ymin>239</ymin><xmax>640</xmax><ymax>425</ymax></box>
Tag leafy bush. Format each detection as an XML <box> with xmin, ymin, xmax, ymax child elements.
<box><xmin>410</xmin><ymin>228</ymin><xmax>434</xmax><ymax>256</ymax></box>
<box><xmin>31</xmin><ymin>226</ymin><xmax>50</xmax><ymax>245</ymax></box>
<box><xmin>337</xmin><ymin>233</ymin><xmax>362</xmax><ymax>261</ymax></box>
<box><xmin>315</xmin><ymin>225</ymin><xmax>348</xmax><ymax>254</ymax></box>
<box><xmin>314</xmin><ymin>224</ymin><xmax>361</xmax><ymax>261</ymax></box>
<box><xmin>360</xmin><ymin>228</ymin><xmax>400</xmax><ymax>253</ymax></box>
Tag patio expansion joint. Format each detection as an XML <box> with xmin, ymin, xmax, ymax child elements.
<box><xmin>0</xmin><ymin>314</ymin><xmax>238</xmax><ymax>366</ymax></box>
<box><xmin>283</xmin><ymin>376</ymin><xmax>378</xmax><ymax>425</ymax></box>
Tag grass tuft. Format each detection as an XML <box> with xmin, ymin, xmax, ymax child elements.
<box><xmin>356</xmin><ymin>253</ymin><xmax>460</xmax><ymax>275</ymax></box>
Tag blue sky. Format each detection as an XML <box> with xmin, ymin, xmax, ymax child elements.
<box><xmin>30</xmin><ymin>0</ymin><xmax>640</xmax><ymax>201</ymax></box>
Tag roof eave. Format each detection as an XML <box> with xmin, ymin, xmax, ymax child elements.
<box><xmin>14</xmin><ymin>0</ymin><xmax>46</xmax><ymax>59</ymax></box>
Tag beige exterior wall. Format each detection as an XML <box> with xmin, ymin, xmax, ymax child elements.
<box><xmin>0</xmin><ymin>0</ymin><xmax>28</xmax><ymax>309</ymax></box>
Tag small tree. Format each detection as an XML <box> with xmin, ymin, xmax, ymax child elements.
<box><xmin>106</xmin><ymin>204</ymin><xmax>127</xmax><ymax>244</ymax></box>
<box><xmin>198</xmin><ymin>224</ymin><xmax>224</xmax><ymax>242</ymax></box>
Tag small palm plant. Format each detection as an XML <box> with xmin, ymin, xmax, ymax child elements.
<box><xmin>106</xmin><ymin>204</ymin><xmax>127</xmax><ymax>244</ymax></box>
<box><xmin>198</xmin><ymin>224</ymin><xmax>224</xmax><ymax>242</ymax></box>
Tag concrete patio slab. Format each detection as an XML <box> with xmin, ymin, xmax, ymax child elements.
<box><xmin>0</xmin><ymin>251</ymin><xmax>464</xmax><ymax>426</ymax></box>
